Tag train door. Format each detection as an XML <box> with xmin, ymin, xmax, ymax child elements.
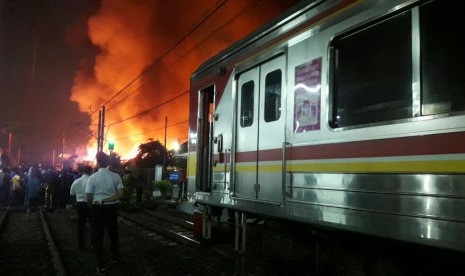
<box><xmin>235</xmin><ymin>67</ymin><xmax>259</xmax><ymax>199</ymax></box>
<box><xmin>257</xmin><ymin>56</ymin><xmax>285</xmax><ymax>202</ymax></box>
<box><xmin>196</xmin><ymin>86</ymin><xmax>215</xmax><ymax>192</ymax></box>
<box><xmin>235</xmin><ymin>55</ymin><xmax>286</xmax><ymax>202</ymax></box>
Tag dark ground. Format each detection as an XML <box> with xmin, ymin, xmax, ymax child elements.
<box><xmin>45</xmin><ymin>206</ymin><xmax>306</xmax><ymax>275</ymax></box>
<box><xmin>2</xmin><ymin>201</ymin><xmax>465</xmax><ymax>275</ymax></box>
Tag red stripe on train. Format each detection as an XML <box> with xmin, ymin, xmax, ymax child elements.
<box><xmin>233</xmin><ymin>132</ymin><xmax>465</xmax><ymax>162</ymax></box>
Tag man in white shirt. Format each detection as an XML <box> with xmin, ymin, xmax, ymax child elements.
<box><xmin>70</xmin><ymin>165</ymin><xmax>93</xmax><ymax>250</ymax></box>
<box><xmin>86</xmin><ymin>152</ymin><xmax>123</xmax><ymax>274</ymax></box>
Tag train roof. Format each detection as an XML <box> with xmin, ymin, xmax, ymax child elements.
<box><xmin>191</xmin><ymin>0</ymin><xmax>324</xmax><ymax>80</ymax></box>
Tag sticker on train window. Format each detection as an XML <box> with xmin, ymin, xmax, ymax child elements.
<box><xmin>294</xmin><ymin>57</ymin><xmax>322</xmax><ymax>133</ymax></box>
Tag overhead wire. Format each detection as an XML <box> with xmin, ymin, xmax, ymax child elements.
<box><xmin>61</xmin><ymin>0</ymin><xmax>249</xmax><ymax>159</ymax></box>
<box><xmin>114</xmin><ymin>120</ymin><xmax>189</xmax><ymax>142</ymax></box>
<box><xmin>107</xmin><ymin>90</ymin><xmax>189</xmax><ymax>126</ymax></box>
<box><xmin>88</xmin><ymin>90</ymin><xmax>188</xmax><ymax>149</ymax></box>
<box><xmin>76</xmin><ymin>0</ymin><xmax>229</xmax><ymax>125</ymax></box>
<box><xmin>71</xmin><ymin>0</ymin><xmax>268</xmax><ymax>153</ymax></box>
<box><xmin>161</xmin><ymin>0</ymin><xmax>259</xmax><ymax>71</ymax></box>
<box><xmin>91</xmin><ymin>0</ymin><xmax>257</xmax><ymax>127</ymax></box>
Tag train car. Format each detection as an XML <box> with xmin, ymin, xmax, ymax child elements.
<box><xmin>187</xmin><ymin>0</ymin><xmax>465</xmax><ymax>252</ymax></box>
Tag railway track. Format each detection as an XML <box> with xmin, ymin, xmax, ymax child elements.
<box><xmin>0</xmin><ymin>205</ymin><xmax>202</xmax><ymax>275</ymax></box>
<box><xmin>42</xmin><ymin>206</ymin><xmax>231</xmax><ymax>275</ymax></box>
<box><xmin>0</xmin><ymin>208</ymin><xmax>66</xmax><ymax>275</ymax></box>
<box><xmin>119</xmin><ymin>207</ymin><xmax>200</xmax><ymax>247</ymax></box>
<box><xmin>1</xmin><ymin>205</ymin><xmax>319</xmax><ymax>275</ymax></box>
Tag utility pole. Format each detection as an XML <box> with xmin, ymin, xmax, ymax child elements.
<box><xmin>101</xmin><ymin>106</ymin><xmax>105</xmax><ymax>152</ymax></box>
<box><xmin>97</xmin><ymin>106</ymin><xmax>106</xmax><ymax>153</ymax></box>
<box><xmin>163</xmin><ymin>116</ymin><xmax>167</xmax><ymax>177</ymax></box>
<box><xmin>98</xmin><ymin>110</ymin><xmax>102</xmax><ymax>152</ymax></box>
<box><xmin>8</xmin><ymin>132</ymin><xmax>12</xmax><ymax>153</ymax></box>
<box><xmin>164</xmin><ymin>116</ymin><xmax>167</xmax><ymax>151</ymax></box>
<box><xmin>52</xmin><ymin>149</ymin><xmax>56</xmax><ymax>169</ymax></box>
<box><xmin>17</xmin><ymin>147</ymin><xmax>20</xmax><ymax>165</ymax></box>
<box><xmin>61</xmin><ymin>134</ymin><xmax>65</xmax><ymax>170</ymax></box>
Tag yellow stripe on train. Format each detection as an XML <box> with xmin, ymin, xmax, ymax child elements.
<box><xmin>234</xmin><ymin>160</ymin><xmax>465</xmax><ymax>173</ymax></box>
<box><xmin>189</xmin><ymin>152</ymin><xmax>465</xmax><ymax>175</ymax></box>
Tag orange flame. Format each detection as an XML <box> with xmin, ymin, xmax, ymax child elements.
<box><xmin>70</xmin><ymin>0</ymin><xmax>298</xmax><ymax>162</ymax></box>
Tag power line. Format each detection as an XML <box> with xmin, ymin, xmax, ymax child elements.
<box><xmin>162</xmin><ymin>0</ymin><xmax>258</xmax><ymax>71</ymax></box>
<box><xmin>101</xmin><ymin>0</ymin><xmax>256</xmax><ymax>118</ymax></box>
<box><xmin>101</xmin><ymin>0</ymin><xmax>252</xmax><ymax>121</ymax></box>
<box><xmin>80</xmin><ymin>0</ymin><xmax>258</xmax><ymax>129</ymax></box>
<box><xmin>107</xmin><ymin>90</ymin><xmax>189</xmax><ymax>126</ymax></box>
<box><xmin>114</xmin><ymin>120</ymin><xmax>188</xmax><ymax>141</ymax></box>
<box><xmin>77</xmin><ymin>0</ymin><xmax>228</xmax><ymax>125</ymax></box>
<box><xmin>72</xmin><ymin>90</ymin><xmax>188</xmax><ymax>147</ymax></box>
<box><xmin>69</xmin><ymin>0</ymin><xmax>258</xmax><ymax>150</ymax></box>
<box><xmin>104</xmin><ymin>88</ymin><xmax>137</xmax><ymax>113</ymax></box>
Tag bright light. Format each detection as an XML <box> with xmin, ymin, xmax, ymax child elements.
<box><xmin>83</xmin><ymin>146</ymin><xmax>97</xmax><ymax>163</ymax></box>
<box><xmin>121</xmin><ymin>145</ymin><xmax>139</xmax><ymax>160</ymax></box>
<box><xmin>190</xmin><ymin>132</ymin><xmax>197</xmax><ymax>145</ymax></box>
<box><xmin>172</xmin><ymin>140</ymin><xmax>180</xmax><ymax>152</ymax></box>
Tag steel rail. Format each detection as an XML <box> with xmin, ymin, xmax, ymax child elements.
<box><xmin>119</xmin><ymin>210</ymin><xmax>200</xmax><ymax>247</ymax></box>
<box><xmin>40</xmin><ymin>210</ymin><xmax>67</xmax><ymax>276</ymax></box>
<box><xmin>142</xmin><ymin>208</ymin><xmax>194</xmax><ymax>229</ymax></box>
<box><xmin>0</xmin><ymin>209</ymin><xmax>11</xmax><ymax>237</ymax></box>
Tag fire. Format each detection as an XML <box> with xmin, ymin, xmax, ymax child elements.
<box><xmin>69</xmin><ymin>0</ymin><xmax>298</xmax><ymax>161</ymax></box>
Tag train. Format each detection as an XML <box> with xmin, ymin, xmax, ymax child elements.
<box><xmin>186</xmin><ymin>0</ymin><xmax>465</xmax><ymax>253</ymax></box>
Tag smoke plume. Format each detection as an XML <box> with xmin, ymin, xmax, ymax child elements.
<box><xmin>70</xmin><ymin>0</ymin><xmax>298</xmax><ymax>160</ymax></box>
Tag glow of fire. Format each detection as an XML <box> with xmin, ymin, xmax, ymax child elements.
<box><xmin>69</xmin><ymin>0</ymin><xmax>299</xmax><ymax>163</ymax></box>
<box><xmin>121</xmin><ymin>145</ymin><xmax>140</xmax><ymax>161</ymax></box>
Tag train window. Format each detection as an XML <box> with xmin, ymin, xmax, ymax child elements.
<box><xmin>420</xmin><ymin>0</ymin><xmax>465</xmax><ymax>115</ymax></box>
<box><xmin>264</xmin><ymin>70</ymin><xmax>282</xmax><ymax>122</ymax></box>
<box><xmin>330</xmin><ymin>11</ymin><xmax>412</xmax><ymax>128</ymax></box>
<box><xmin>240</xmin><ymin>81</ymin><xmax>254</xmax><ymax>127</ymax></box>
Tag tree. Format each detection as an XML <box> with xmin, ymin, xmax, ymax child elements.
<box><xmin>167</xmin><ymin>151</ymin><xmax>187</xmax><ymax>170</ymax></box>
<box><xmin>134</xmin><ymin>140</ymin><xmax>167</xmax><ymax>168</ymax></box>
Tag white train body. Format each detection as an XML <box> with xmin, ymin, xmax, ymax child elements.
<box><xmin>187</xmin><ymin>0</ymin><xmax>465</xmax><ymax>251</ymax></box>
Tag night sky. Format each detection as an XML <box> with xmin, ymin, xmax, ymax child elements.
<box><xmin>0</xmin><ymin>0</ymin><xmax>299</xmax><ymax>167</ymax></box>
<box><xmin>0</xmin><ymin>0</ymin><xmax>99</xmax><ymax>165</ymax></box>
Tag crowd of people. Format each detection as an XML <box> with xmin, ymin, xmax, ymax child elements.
<box><xmin>0</xmin><ymin>151</ymin><xmax>125</xmax><ymax>275</ymax></box>
<box><xmin>0</xmin><ymin>165</ymin><xmax>75</xmax><ymax>211</ymax></box>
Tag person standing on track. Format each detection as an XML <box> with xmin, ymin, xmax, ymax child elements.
<box><xmin>24</xmin><ymin>166</ymin><xmax>41</xmax><ymax>217</ymax></box>
<box><xmin>86</xmin><ymin>152</ymin><xmax>123</xmax><ymax>274</ymax></box>
<box><xmin>70</xmin><ymin>165</ymin><xmax>94</xmax><ymax>251</ymax></box>
<box><xmin>10</xmin><ymin>168</ymin><xmax>22</xmax><ymax>205</ymax></box>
